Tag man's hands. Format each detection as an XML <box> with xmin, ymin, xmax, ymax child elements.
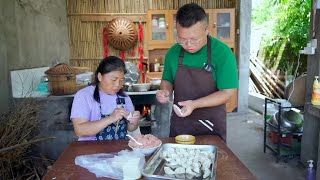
<box><xmin>156</xmin><ymin>89</ymin><xmax>171</xmax><ymax>104</ymax></box>
<box><xmin>175</xmin><ymin>100</ymin><xmax>195</xmax><ymax>117</ymax></box>
<box><xmin>157</xmin><ymin>90</ymin><xmax>195</xmax><ymax>117</ymax></box>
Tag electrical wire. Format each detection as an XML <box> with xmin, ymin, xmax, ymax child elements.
<box><xmin>287</xmin><ymin>53</ymin><xmax>301</xmax><ymax>102</ymax></box>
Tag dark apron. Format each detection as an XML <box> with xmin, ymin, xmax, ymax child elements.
<box><xmin>95</xmin><ymin>95</ymin><xmax>128</xmax><ymax>140</ymax></box>
<box><xmin>170</xmin><ymin>35</ymin><xmax>227</xmax><ymax>142</ymax></box>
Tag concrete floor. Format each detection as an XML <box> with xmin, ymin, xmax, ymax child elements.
<box><xmin>227</xmin><ymin>109</ymin><xmax>305</xmax><ymax>180</ymax></box>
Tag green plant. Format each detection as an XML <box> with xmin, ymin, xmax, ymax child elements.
<box><xmin>254</xmin><ymin>0</ymin><xmax>311</xmax><ymax>75</ymax></box>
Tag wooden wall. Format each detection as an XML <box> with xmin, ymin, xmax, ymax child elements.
<box><xmin>67</xmin><ymin>0</ymin><xmax>237</xmax><ymax>71</ymax></box>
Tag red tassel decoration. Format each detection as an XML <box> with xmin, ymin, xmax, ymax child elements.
<box><xmin>139</xmin><ymin>22</ymin><xmax>144</xmax><ymax>42</ymax></box>
<box><xmin>103</xmin><ymin>27</ymin><xmax>108</xmax><ymax>57</ymax></box>
<box><xmin>121</xmin><ymin>51</ymin><xmax>125</xmax><ymax>61</ymax></box>
<box><xmin>130</xmin><ymin>48</ymin><xmax>135</xmax><ymax>57</ymax></box>
<box><xmin>138</xmin><ymin>62</ymin><xmax>143</xmax><ymax>71</ymax></box>
<box><xmin>104</xmin><ymin>47</ymin><xmax>108</xmax><ymax>58</ymax></box>
<box><xmin>138</xmin><ymin>45</ymin><xmax>143</xmax><ymax>55</ymax></box>
<box><xmin>138</xmin><ymin>18</ymin><xmax>145</xmax><ymax>82</ymax></box>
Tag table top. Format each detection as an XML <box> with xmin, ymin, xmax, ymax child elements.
<box><xmin>43</xmin><ymin>135</ymin><xmax>255</xmax><ymax>180</ymax></box>
<box><xmin>126</xmin><ymin>90</ymin><xmax>157</xmax><ymax>95</ymax></box>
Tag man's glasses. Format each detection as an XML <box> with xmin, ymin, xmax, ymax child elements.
<box><xmin>176</xmin><ymin>26</ymin><xmax>208</xmax><ymax>47</ymax></box>
<box><xmin>176</xmin><ymin>37</ymin><xmax>201</xmax><ymax>46</ymax></box>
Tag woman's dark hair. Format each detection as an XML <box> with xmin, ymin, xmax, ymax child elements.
<box><xmin>93</xmin><ymin>56</ymin><xmax>127</xmax><ymax>103</ymax></box>
<box><xmin>176</xmin><ymin>3</ymin><xmax>208</xmax><ymax>28</ymax></box>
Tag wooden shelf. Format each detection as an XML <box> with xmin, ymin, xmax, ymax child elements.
<box><xmin>147</xmin><ymin>8</ymin><xmax>235</xmax><ymax>50</ymax></box>
<box><xmin>70</xmin><ymin>57</ymin><xmax>148</xmax><ymax>60</ymax></box>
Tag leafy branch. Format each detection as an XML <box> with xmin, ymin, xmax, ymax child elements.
<box><xmin>253</xmin><ymin>0</ymin><xmax>311</xmax><ymax>75</ymax></box>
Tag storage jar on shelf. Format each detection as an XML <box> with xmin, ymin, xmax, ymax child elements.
<box><xmin>158</xmin><ymin>17</ymin><xmax>165</xmax><ymax>28</ymax></box>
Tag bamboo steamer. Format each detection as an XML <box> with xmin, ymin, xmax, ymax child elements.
<box><xmin>45</xmin><ymin>63</ymin><xmax>77</xmax><ymax>95</ymax></box>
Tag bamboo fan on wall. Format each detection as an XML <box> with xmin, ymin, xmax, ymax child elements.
<box><xmin>107</xmin><ymin>17</ymin><xmax>138</xmax><ymax>51</ymax></box>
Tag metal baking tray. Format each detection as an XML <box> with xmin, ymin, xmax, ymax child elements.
<box><xmin>142</xmin><ymin>143</ymin><xmax>218</xmax><ymax>180</ymax></box>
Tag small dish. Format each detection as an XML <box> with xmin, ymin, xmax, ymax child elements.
<box><xmin>175</xmin><ymin>134</ymin><xmax>196</xmax><ymax>144</ymax></box>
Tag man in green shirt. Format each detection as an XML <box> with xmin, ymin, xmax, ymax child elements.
<box><xmin>156</xmin><ymin>3</ymin><xmax>238</xmax><ymax>142</ymax></box>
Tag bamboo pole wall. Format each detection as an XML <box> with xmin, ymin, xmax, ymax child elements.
<box><xmin>67</xmin><ymin>0</ymin><xmax>236</xmax><ymax>71</ymax></box>
<box><xmin>147</xmin><ymin>0</ymin><xmax>236</xmax><ymax>9</ymax></box>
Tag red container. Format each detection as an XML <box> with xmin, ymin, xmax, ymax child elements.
<box><xmin>269</xmin><ymin>131</ymin><xmax>293</xmax><ymax>145</ymax></box>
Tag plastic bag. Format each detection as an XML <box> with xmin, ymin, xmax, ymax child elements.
<box><xmin>75</xmin><ymin>149</ymin><xmax>145</xmax><ymax>179</ymax></box>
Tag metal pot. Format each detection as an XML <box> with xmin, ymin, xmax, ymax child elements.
<box><xmin>123</xmin><ymin>82</ymin><xmax>132</xmax><ymax>91</ymax></box>
<box><xmin>268</xmin><ymin>110</ymin><xmax>304</xmax><ymax>133</ymax></box>
<box><xmin>132</xmin><ymin>83</ymin><xmax>151</xmax><ymax>92</ymax></box>
<box><xmin>150</xmin><ymin>78</ymin><xmax>161</xmax><ymax>90</ymax></box>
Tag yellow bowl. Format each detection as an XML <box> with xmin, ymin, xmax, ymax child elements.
<box><xmin>175</xmin><ymin>134</ymin><xmax>196</xmax><ymax>144</ymax></box>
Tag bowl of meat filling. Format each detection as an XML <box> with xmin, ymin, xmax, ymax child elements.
<box><xmin>128</xmin><ymin>134</ymin><xmax>162</xmax><ymax>155</ymax></box>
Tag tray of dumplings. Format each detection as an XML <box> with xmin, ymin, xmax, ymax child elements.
<box><xmin>142</xmin><ymin>143</ymin><xmax>217</xmax><ymax>180</ymax></box>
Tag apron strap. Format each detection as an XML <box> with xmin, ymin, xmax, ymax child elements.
<box><xmin>178</xmin><ymin>48</ymin><xmax>184</xmax><ymax>65</ymax></box>
<box><xmin>207</xmin><ymin>35</ymin><xmax>212</xmax><ymax>66</ymax></box>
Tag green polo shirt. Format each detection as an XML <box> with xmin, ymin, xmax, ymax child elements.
<box><xmin>162</xmin><ymin>36</ymin><xmax>238</xmax><ymax>90</ymax></box>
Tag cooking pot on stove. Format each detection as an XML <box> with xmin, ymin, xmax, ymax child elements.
<box><xmin>268</xmin><ymin>110</ymin><xmax>304</xmax><ymax>133</ymax></box>
<box><xmin>132</xmin><ymin>83</ymin><xmax>151</xmax><ymax>92</ymax></box>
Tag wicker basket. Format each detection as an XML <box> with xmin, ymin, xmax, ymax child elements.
<box><xmin>45</xmin><ymin>63</ymin><xmax>77</xmax><ymax>95</ymax></box>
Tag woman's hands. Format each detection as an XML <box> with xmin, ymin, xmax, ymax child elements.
<box><xmin>108</xmin><ymin>107</ymin><xmax>129</xmax><ymax>123</ymax></box>
<box><xmin>108</xmin><ymin>108</ymin><xmax>141</xmax><ymax>125</ymax></box>
<box><xmin>127</xmin><ymin>111</ymin><xmax>141</xmax><ymax>124</ymax></box>
<box><xmin>127</xmin><ymin>111</ymin><xmax>141</xmax><ymax>132</ymax></box>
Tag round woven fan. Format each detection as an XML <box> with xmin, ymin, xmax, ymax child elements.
<box><xmin>107</xmin><ymin>17</ymin><xmax>138</xmax><ymax>51</ymax></box>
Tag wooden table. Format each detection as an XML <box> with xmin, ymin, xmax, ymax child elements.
<box><xmin>43</xmin><ymin>135</ymin><xmax>255</xmax><ymax>180</ymax></box>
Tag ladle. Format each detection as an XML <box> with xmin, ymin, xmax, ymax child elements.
<box><xmin>126</xmin><ymin>134</ymin><xmax>143</xmax><ymax>146</ymax></box>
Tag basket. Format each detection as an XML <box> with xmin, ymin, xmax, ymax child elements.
<box><xmin>45</xmin><ymin>63</ymin><xmax>77</xmax><ymax>95</ymax></box>
<box><xmin>107</xmin><ymin>17</ymin><xmax>138</xmax><ymax>51</ymax></box>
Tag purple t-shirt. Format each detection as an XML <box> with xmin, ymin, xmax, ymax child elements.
<box><xmin>70</xmin><ymin>85</ymin><xmax>134</xmax><ymax>141</ymax></box>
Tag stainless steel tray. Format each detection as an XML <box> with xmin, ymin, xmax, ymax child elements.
<box><xmin>142</xmin><ymin>143</ymin><xmax>218</xmax><ymax>180</ymax></box>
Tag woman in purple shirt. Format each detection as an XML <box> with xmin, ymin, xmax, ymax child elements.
<box><xmin>71</xmin><ymin>56</ymin><xmax>141</xmax><ymax>141</ymax></box>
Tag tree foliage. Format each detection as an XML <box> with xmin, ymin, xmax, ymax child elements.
<box><xmin>253</xmin><ymin>0</ymin><xmax>311</xmax><ymax>75</ymax></box>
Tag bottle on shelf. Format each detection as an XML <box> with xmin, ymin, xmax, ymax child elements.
<box><xmin>158</xmin><ymin>17</ymin><xmax>165</xmax><ymax>28</ymax></box>
<box><xmin>311</xmin><ymin>76</ymin><xmax>320</xmax><ymax>105</ymax></box>
<box><xmin>152</xmin><ymin>16</ymin><xmax>158</xmax><ymax>28</ymax></box>
<box><xmin>154</xmin><ymin>58</ymin><xmax>160</xmax><ymax>72</ymax></box>
<box><xmin>306</xmin><ymin>160</ymin><xmax>316</xmax><ymax>180</ymax></box>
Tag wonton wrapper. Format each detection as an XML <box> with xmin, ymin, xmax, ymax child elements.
<box><xmin>173</xmin><ymin>104</ymin><xmax>183</xmax><ymax>117</ymax></box>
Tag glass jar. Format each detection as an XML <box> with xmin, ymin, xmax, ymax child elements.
<box><xmin>152</xmin><ymin>16</ymin><xmax>158</xmax><ymax>28</ymax></box>
<box><xmin>154</xmin><ymin>58</ymin><xmax>160</xmax><ymax>72</ymax></box>
<box><xmin>158</xmin><ymin>17</ymin><xmax>165</xmax><ymax>28</ymax></box>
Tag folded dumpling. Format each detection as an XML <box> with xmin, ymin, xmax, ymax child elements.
<box><xmin>164</xmin><ymin>166</ymin><xmax>175</xmax><ymax>175</ymax></box>
<box><xmin>174</xmin><ymin>167</ymin><xmax>185</xmax><ymax>174</ymax></box>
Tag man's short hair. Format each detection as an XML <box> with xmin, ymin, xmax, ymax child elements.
<box><xmin>176</xmin><ymin>3</ymin><xmax>208</xmax><ymax>28</ymax></box>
